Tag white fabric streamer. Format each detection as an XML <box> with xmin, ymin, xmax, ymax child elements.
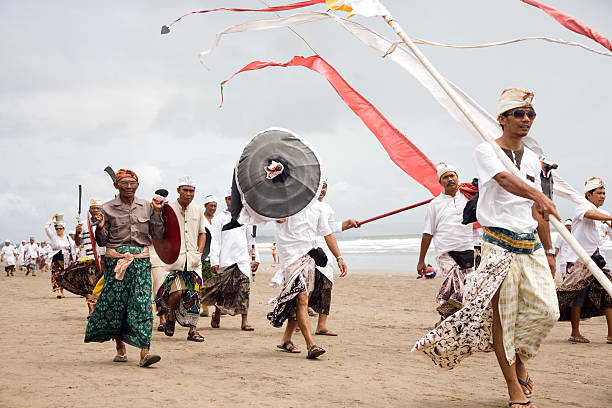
<box><xmin>197</xmin><ymin>11</ymin><xmax>601</xmax><ymax>208</ymax></box>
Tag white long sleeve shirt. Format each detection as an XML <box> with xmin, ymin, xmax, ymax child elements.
<box><xmin>209</xmin><ymin>210</ymin><xmax>260</xmax><ymax>279</ymax></box>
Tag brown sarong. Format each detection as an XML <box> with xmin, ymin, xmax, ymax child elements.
<box><xmin>308</xmin><ymin>269</ymin><xmax>333</xmax><ymax>315</ymax></box>
<box><xmin>557</xmin><ymin>260</ymin><xmax>612</xmax><ymax>320</ymax></box>
<box><xmin>199</xmin><ymin>264</ymin><xmax>250</xmax><ymax>316</ymax></box>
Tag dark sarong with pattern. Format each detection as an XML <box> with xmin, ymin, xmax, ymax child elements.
<box><xmin>308</xmin><ymin>269</ymin><xmax>332</xmax><ymax>315</ymax></box>
<box><xmin>84</xmin><ymin>246</ymin><xmax>153</xmax><ymax>349</ymax></box>
<box><xmin>155</xmin><ymin>270</ymin><xmax>202</xmax><ymax>327</ymax></box>
<box><xmin>557</xmin><ymin>260</ymin><xmax>612</xmax><ymax>321</ymax></box>
<box><xmin>50</xmin><ymin>252</ymin><xmax>63</xmax><ymax>292</ymax></box>
<box><xmin>199</xmin><ymin>264</ymin><xmax>250</xmax><ymax>316</ymax></box>
<box><xmin>61</xmin><ymin>259</ymin><xmax>102</xmax><ymax>297</ymax></box>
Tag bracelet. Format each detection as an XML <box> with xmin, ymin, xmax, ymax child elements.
<box><xmin>545</xmin><ymin>249</ymin><xmax>556</xmax><ymax>256</ymax></box>
<box><xmin>336</xmin><ymin>256</ymin><xmax>343</xmax><ymax>260</ymax></box>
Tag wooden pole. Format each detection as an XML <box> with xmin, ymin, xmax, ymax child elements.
<box><xmin>379</xmin><ymin>8</ymin><xmax>612</xmax><ymax>296</ymax></box>
<box><xmin>350</xmin><ymin>198</ymin><xmax>433</xmax><ymax>229</ymax></box>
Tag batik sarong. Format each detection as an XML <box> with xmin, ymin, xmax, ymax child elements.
<box><xmin>200</xmin><ymin>264</ymin><xmax>250</xmax><ymax>316</ymax></box>
<box><xmin>155</xmin><ymin>270</ymin><xmax>202</xmax><ymax>327</ymax></box>
<box><xmin>308</xmin><ymin>269</ymin><xmax>333</xmax><ymax>315</ymax></box>
<box><xmin>50</xmin><ymin>252</ymin><xmax>63</xmax><ymax>292</ymax></box>
<box><xmin>557</xmin><ymin>260</ymin><xmax>612</xmax><ymax>320</ymax></box>
<box><xmin>435</xmin><ymin>253</ymin><xmax>472</xmax><ymax>318</ymax></box>
<box><xmin>412</xmin><ymin>229</ymin><xmax>559</xmax><ymax>369</ymax></box>
<box><xmin>61</xmin><ymin>258</ymin><xmax>102</xmax><ymax>297</ymax></box>
<box><xmin>267</xmin><ymin>254</ymin><xmax>315</xmax><ymax>328</ymax></box>
<box><xmin>85</xmin><ymin>246</ymin><xmax>153</xmax><ymax>349</ymax></box>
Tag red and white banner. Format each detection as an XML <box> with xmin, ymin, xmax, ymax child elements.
<box><xmin>520</xmin><ymin>0</ymin><xmax>612</xmax><ymax>52</ymax></box>
<box><xmin>221</xmin><ymin>55</ymin><xmax>443</xmax><ymax>196</ymax></box>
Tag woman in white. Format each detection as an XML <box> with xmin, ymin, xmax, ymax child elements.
<box><xmin>45</xmin><ymin>213</ymin><xmax>75</xmax><ymax>298</ymax></box>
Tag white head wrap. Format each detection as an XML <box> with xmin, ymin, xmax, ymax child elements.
<box><xmin>225</xmin><ymin>187</ymin><xmax>232</xmax><ymax>198</ymax></box>
<box><xmin>496</xmin><ymin>87</ymin><xmax>535</xmax><ymax>117</ymax></box>
<box><xmin>564</xmin><ymin>219</ymin><xmax>573</xmax><ymax>226</ymax></box>
<box><xmin>89</xmin><ymin>199</ymin><xmax>102</xmax><ymax>207</ymax></box>
<box><xmin>177</xmin><ymin>176</ymin><xmax>196</xmax><ymax>188</ymax></box>
<box><xmin>584</xmin><ymin>177</ymin><xmax>605</xmax><ymax>193</ymax></box>
<box><xmin>436</xmin><ymin>162</ymin><xmax>458</xmax><ymax>181</ymax></box>
<box><xmin>4</xmin><ymin>239</ymin><xmax>10</xmax><ymax>243</ymax></box>
<box><xmin>204</xmin><ymin>194</ymin><xmax>218</xmax><ymax>205</ymax></box>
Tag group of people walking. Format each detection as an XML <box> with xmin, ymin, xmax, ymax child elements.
<box><xmin>413</xmin><ymin>87</ymin><xmax>612</xmax><ymax>408</ymax></box>
<box><xmin>2</xmin><ymin>237</ymin><xmax>54</xmax><ymax>277</ymax></box>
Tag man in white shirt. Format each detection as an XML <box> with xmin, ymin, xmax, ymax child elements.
<box><xmin>557</xmin><ymin>177</ymin><xmax>612</xmax><ymax>344</ymax></box>
<box><xmin>1</xmin><ymin>240</ymin><xmax>17</xmax><ymax>276</ymax></box>
<box><xmin>200</xmin><ymin>189</ymin><xmax>259</xmax><ymax>331</ymax></box>
<box><xmin>269</xmin><ymin>199</ymin><xmax>347</xmax><ymax>359</ymax></box>
<box><xmin>308</xmin><ymin>180</ymin><xmax>359</xmax><ymax>336</ymax></box>
<box><xmin>199</xmin><ymin>194</ymin><xmax>217</xmax><ymax>318</ymax></box>
<box><xmin>417</xmin><ymin>163</ymin><xmax>474</xmax><ymax>324</ymax></box>
<box><xmin>16</xmin><ymin>240</ymin><xmax>26</xmax><ymax>271</ymax></box>
<box><xmin>23</xmin><ymin>237</ymin><xmax>39</xmax><ymax>276</ymax></box>
<box><xmin>413</xmin><ymin>88</ymin><xmax>560</xmax><ymax>408</ymax></box>
<box><xmin>155</xmin><ymin>177</ymin><xmax>206</xmax><ymax>342</ymax></box>
<box><xmin>554</xmin><ymin>219</ymin><xmax>574</xmax><ymax>280</ymax></box>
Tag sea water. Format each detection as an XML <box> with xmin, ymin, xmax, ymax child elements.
<box><xmin>256</xmin><ymin>233</ymin><xmax>612</xmax><ymax>274</ymax></box>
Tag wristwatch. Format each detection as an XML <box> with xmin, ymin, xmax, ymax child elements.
<box><xmin>545</xmin><ymin>249</ymin><xmax>556</xmax><ymax>256</ymax></box>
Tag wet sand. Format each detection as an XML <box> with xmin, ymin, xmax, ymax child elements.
<box><xmin>1</xmin><ymin>263</ymin><xmax>610</xmax><ymax>407</ymax></box>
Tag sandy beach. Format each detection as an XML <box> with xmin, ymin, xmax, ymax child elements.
<box><xmin>1</xmin><ymin>263</ymin><xmax>610</xmax><ymax>407</ymax></box>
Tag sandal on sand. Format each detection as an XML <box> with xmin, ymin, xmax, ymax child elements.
<box><xmin>306</xmin><ymin>345</ymin><xmax>326</xmax><ymax>359</ymax></box>
<box><xmin>518</xmin><ymin>374</ymin><xmax>534</xmax><ymax>398</ymax></box>
<box><xmin>139</xmin><ymin>354</ymin><xmax>161</xmax><ymax>368</ymax></box>
<box><xmin>241</xmin><ymin>325</ymin><xmax>255</xmax><ymax>331</ymax></box>
<box><xmin>164</xmin><ymin>320</ymin><xmax>175</xmax><ymax>337</ymax></box>
<box><xmin>568</xmin><ymin>336</ymin><xmax>590</xmax><ymax>343</ymax></box>
<box><xmin>113</xmin><ymin>353</ymin><xmax>128</xmax><ymax>363</ymax></box>
<box><xmin>157</xmin><ymin>323</ymin><xmax>165</xmax><ymax>332</ymax></box>
<box><xmin>315</xmin><ymin>330</ymin><xmax>338</xmax><ymax>336</ymax></box>
<box><xmin>187</xmin><ymin>331</ymin><xmax>204</xmax><ymax>342</ymax></box>
<box><xmin>607</xmin><ymin>338</ymin><xmax>612</xmax><ymax>344</ymax></box>
<box><xmin>508</xmin><ymin>401</ymin><xmax>533</xmax><ymax>408</ymax></box>
<box><xmin>308</xmin><ymin>307</ymin><xmax>317</xmax><ymax>317</ymax></box>
<box><xmin>277</xmin><ymin>340</ymin><xmax>300</xmax><ymax>353</ymax></box>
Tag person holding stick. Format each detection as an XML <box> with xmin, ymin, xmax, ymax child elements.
<box><xmin>557</xmin><ymin>177</ymin><xmax>612</xmax><ymax>344</ymax></box>
<box><xmin>413</xmin><ymin>88</ymin><xmax>560</xmax><ymax>408</ymax></box>
<box><xmin>417</xmin><ymin>163</ymin><xmax>474</xmax><ymax>326</ymax></box>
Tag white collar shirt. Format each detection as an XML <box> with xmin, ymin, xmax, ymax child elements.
<box><xmin>275</xmin><ymin>204</ymin><xmax>333</xmax><ymax>273</ymax></box>
<box><xmin>474</xmin><ymin>142</ymin><xmax>541</xmax><ymax>234</ymax></box>
<box><xmin>568</xmin><ymin>204</ymin><xmax>610</xmax><ymax>262</ymax></box>
<box><xmin>167</xmin><ymin>200</ymin><xmax>207</xmax><ymax>275</ymax></box>
<box><xmin>423</xmin><ymin>191</ymin><xmax>474</xmax><ymax>258</ymax></box>
<box><xmin>209</xmin><ymin>210</ymin><xmax>259</xmax><ymax>279</ymax></box>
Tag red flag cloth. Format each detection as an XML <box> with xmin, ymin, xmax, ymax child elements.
<box><xmin>168</xmin><ymin>0</ymin><xmax>326</xmax><ymax>27</ymax></box>
<box><xmin>220</xmin><ymin>55</ymin><xmax>443</xmax><ymax>196</ymax></box>
<box><xmin>520</xmin><ymin>0</ymin><xmax>612</xmax><ymax>52</ymax></box>
<box><xmin>458</xmin><ymin>182</ymin><xmax>478</xmax><ymax>200</ymax></box>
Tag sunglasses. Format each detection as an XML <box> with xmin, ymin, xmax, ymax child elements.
<box><xmin>502</xmin><ymin>109</ymin><xmax>536</xmax><ymax>120</ymax></box>
<box><xmin>55</xmin><ymin>227</ymin><xmax>64</xmax><ymax>230</ymax></box>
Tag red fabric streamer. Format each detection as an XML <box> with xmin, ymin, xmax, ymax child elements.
<box><xmin>168</xmin><ymin>0</ymin><xmax>326</xmax><ymax>27</ymax></box>
<box><xmin>220</xmin><ymin>55</ymin><xmax>443</xmax><ymax>196</ymax></box>
<box><xmin>521</xmin><ymin>0</ymin><xmax>612</xmax><ymax>52</ymax></box>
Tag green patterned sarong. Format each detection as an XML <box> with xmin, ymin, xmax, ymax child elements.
<box><xmin>202</xmin><ymin>260</ymin><xmax>213</xmax><ymax>281</ymax></box>
<box><xmin>84</xmin><ymin>246</ymin><xmax>153</xmax><ymax>349</ymax></box>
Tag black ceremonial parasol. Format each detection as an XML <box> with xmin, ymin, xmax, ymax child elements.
<box><xmin>235</xmin><ymin>128</ymin><xmax>323</xmax><ymax>220</ymax></box>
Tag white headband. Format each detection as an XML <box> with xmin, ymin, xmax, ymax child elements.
<box><xmin>585</xmin><ymin>177</ymin><xmax>605</xmax><ymax>193</ymax></box>
<box><xmin>204</xmin><ymin>194</ymin><xmax>218</xmax><ymax>205</ymax></box>
<box><xmin>177</xmin><ymin>175</ymin><xmax>196</xmax><ymax>188</ymax></box>
<box><xmin>436</xmin><ymin>162</ymin><xmax>458</xmax><ymax>181</ymax></box>
<box><xmin>496</xmin><ymin>87</ymin><xmax>535</xmax><ymax>117</ymax></box>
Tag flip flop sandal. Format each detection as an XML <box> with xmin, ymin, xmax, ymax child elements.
<box><xmin>113</xmin><ymin>354</ymin><xmax>128</xmax><ymax>363</ymax></box>
<box><xmin>518</xmin><ymin>374</ymin><xmax>533</xmax><ymax>398</ymax></box>
<box><xmin>187</xmin><ymin>331</ymin><xmax>205</xmax><ymax>342</ymax></box>
<box><xmin>277</xmin><ymin>340</ymin><xmax>301</xmax><ymax>353</ymax></box>
<box><xmin>315</xmin><ymin>330</ymin><xmax>338</xmax><ymax>336</ymax></box>
<box><xmin>306</xmin><ymin>345</ymin><xmax>326</xmax><ymax>359</ymax></box>
<box><xmin>568</xmin><ymin>336</ymin><xmax>590</xmax><ymax>343</ymax></box>
<box><xmin>164</xmin><ymin>320</ymin><xmax>175</xmax><ymax>337</ymax></box>
<box><xmin>139</xmin><ymin>354</ymin><xmax>161</xmax><ymax>367</ymax></box>
<box><xmin>241</xmin><ymin>325</ymin><xmax>255</xmax><ymax>331</ymax></box>
<box><xmin>508</xmin><ymin>401</ymin><xmax>532</xmax><ymax>407</ymax></box>
<box><xmin>157</xmin><ymin>323</ymin><xmax>165</xmax><ymax>332</ymax></box>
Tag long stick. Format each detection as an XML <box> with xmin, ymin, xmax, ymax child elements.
<box><xmin>77</xmin><ymin>184</ymin><xmax>82</xmax><ymax>224</ymax></box>
<box><xmin>251</xmin><ymin>226</ymin><xmax>257</xmax><ymax>281</ymax></box>
<box><xmin>380</xmin><ymin>8</ymin><xmax>612</xmax><ymax>296</ymax></box>
<box><xmin>351</xmin><ymin>198</ymin><xmax>433</xmax><ymax>228</ymax></box>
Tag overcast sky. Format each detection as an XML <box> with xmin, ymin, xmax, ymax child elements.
<box><xmin>1</xmin><ymin>0</ymin><xmax>611</xmax><ymax>241</ymax></box>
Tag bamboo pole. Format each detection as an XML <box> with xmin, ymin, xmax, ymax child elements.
<box><xmin>379</xmin><ymin>7</ymin><xmax>612</xmax><ymax>296</ymax></box>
